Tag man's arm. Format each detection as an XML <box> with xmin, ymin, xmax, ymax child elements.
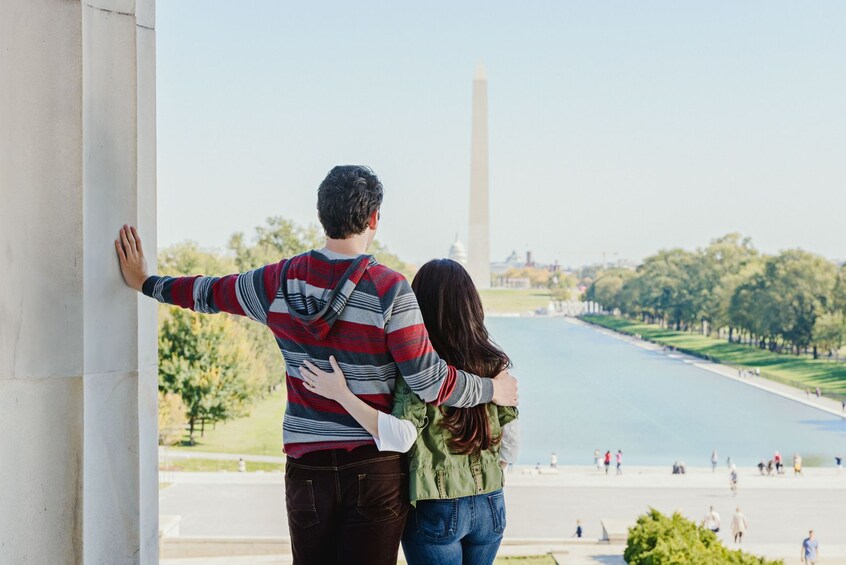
<box><xmin>116</xmin><ymin>225</ymin><xmax>280</xmax><ymax>322</ymax></box>
<box><xmin>384</xmin><ymin>278</ymin><xmax>517</xmax><ymax>408</ymax></box>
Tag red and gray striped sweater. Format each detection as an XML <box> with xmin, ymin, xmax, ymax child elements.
<box><xmin>143</xmin><ymin>248</ymin><xmax>493</xmax><ymax>458</ymax></box>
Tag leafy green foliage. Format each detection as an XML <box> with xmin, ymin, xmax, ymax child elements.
<box><xmin>228</xmin><ymin>216</ymin><xmax>322</xmax><ymax>272</ymax></box>
<box><xmin>368</xmin><ymin>240</ymin><xmax>417</xmax><ymax>280</ymax></box>
<box><xmin>625</xmin><ymin>509</ymin><xmax>782</xmax><ymax>565</ymax></box>
<box><xmin>159</xmin><ymin>306</ymin><xmax>261</xmax><ymax>443</ymax></box>
<box><xmin>158</xmin><ymin>391</ymin><xmax>187</xmax><ymax>445</ymax></box>
<box><xmin>585</xmin><ymin>233</ymin><xmax>845</xmax><ymax>357</ymax></box>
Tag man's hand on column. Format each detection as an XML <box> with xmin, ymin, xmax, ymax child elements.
<box><xmin>115</xmin><ymin>225</ymin><xmax>148</xmax><ymax>292</ymax></box>
<box><xmin>491</xmin><ymin>368</ymin><xmax>519</xmax><ymax>407</ymax></box>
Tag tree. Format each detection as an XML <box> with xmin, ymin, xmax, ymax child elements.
<box><xmin>503</xmin><ymin>266</ymin><xmax>551</xmax><ymax>288</ymax></box>
<box><xmin>764</xmin><ymin>250</ymin><xmax>837</xmax><ymax>356</ymax></box>
<box><xmin>159</xmin><ymin>240</ymin><xmax>237</xmax><ymax>277</ymax></box>
<box><xmin>625</xmin><ymin>509</ymin><xmax>781</xmax><ymax>565</ymax></box>
<box><xmin>229</xmin><ymin>216</ymin><xmax>322</xmax><ymax>272</ymax></box>
<box><xmin>699</xmin><ymin>234</ymin><xmax>760</xmax><ymax>336</ymax></box>
<box><xmin>158</xmin><ymin>391</ymin><xmax>187</xmax><ymax>445</ymax></box>
<box><xmin>159</xmin><ymin>240</ymin><xmax>286</xmax><ymax>395</ymax></box>
<box><xmin>813</xmin><ymin>312</ymin><xmax>846</xmax><ymax>359</ymax></box>
<box><xmin>158</xmin><ymin>306</ymin><xmax>261</xmax><ymax>443</ymax></box>
<box><xmin>585</xmin><ymin>269</ymin><xmax>635</xmax><ymax>312</ymax></box>
<box><xmin>631</xmin><ymin>249</ymin><xmax>700</xmax><ymax>330</ymax></box>
<box><xmin>368</xmin><ymin>240</ymin><xmax>418</xmax><ymax>280</ymax></box>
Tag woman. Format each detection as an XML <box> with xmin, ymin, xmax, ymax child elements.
<box><xmin>300</xmin><ymin>259</ymin><xmax>519</xmax><ymax>564</ymax></box>
<box><xmin>731</xmin><ymin>507</ymin><xmax>748</xmax><ymax>543</ymax></box>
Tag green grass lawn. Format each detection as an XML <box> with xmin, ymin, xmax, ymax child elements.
<box><xmin>480</xmin><ymin>288</ymin><xmax>552</xmax><ymax>314</ymax></box>
<box><xmin>171</xmin><ymin>389</ymin><xmax>285</xmax><ymax>456</ymax></box>
<box><xmin>160</xmin><ymin>457</ymin><xmax>285</xmax><ymax>473</ymax></box>
<box><xmin>584</xmin><ymin>314</ymin><xmax>846</xmax><ymax>396</ymax></box>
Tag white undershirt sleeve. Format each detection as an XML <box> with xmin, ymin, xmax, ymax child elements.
<box><xmin>373</xmin><ymin>411</ymin><xmax>418</xmax><ymax>453</ymax></box>
<box><xmin>499</xmin><ymin>420</ymin><xmax>520</xmax><ymax>464</ymax></box>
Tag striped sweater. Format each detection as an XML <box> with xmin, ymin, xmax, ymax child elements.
<box><xmin>143</xmin><ymin>248</ymin><xmax>494</xmax><ymax>457</ymax></box>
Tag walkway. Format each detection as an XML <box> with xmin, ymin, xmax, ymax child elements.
<box><xmin>159</xmin><ymin>466</ymin><xmax>846</xmax><ymax>562</ymax></box>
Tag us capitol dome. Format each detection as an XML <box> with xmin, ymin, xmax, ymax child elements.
<box><xmin>448</xmin><ymin>234</ymin><xmax>468</xmax><ymax>265</ymax></box>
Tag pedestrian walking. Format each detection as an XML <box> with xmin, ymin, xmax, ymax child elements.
<box><xmin>594</xmin><ymin>449</ymin><xmax>601</xmax><ymax>470</ymax></box>
<box><xmin>729</xmin><ymin>464</ymin><xmax>738</xmax><ymax>496</ymax></box>
<box><xmin>574</xmin><ymin>520</ymin><xmax>583</xmax><ymax>539</ymax></box>
<box><xmin>835</xmin><ymin>455</ymin><xmax>843</xmax><ymax>473</ymax></box>
<box><xmin>815</xmin><ymin>386</ymin><xmax>821</xmax><ymax>398</ymax></box>
<box><xmin>701</xmin><ymin>506</ymin><xmax>721</xmax><ymax>533</ymax></box>
<box><xmin>711</xmin><ymin>449</ymin><xmax>718</xmax><ymax>473</ymax></box>
<box><xmin>802</xmin><ymin>530</ymin><xmax>819</xmax><ymax>564</ymax></box>
<box><xmin>726</xmin><ymin>456</ymin><xmax>732</xmax><ymax>469</ymax></box>
<box><xmin>550</xmin><ymin>452</ymin><xmax>558</xmax><ymax>469</ymax></box>
<box><xmin>794</xmin><ymin>453</ymin><xmax>803</xmax><ymax>476</ymax></box>
<box><xmin>616</xmin><ymin>450</ymin><xmax>623</xmax><ymax>475</ymax></box>
<box><xmin>774</xmin><ymin>451</ymin><xmax>783</xmax><ymax>474</ymax></box>
<box><xmin>604</xmin><ymin>450</ymin><xmax>611</xmax><ymax>475</ymax></box>
<box><xmin>731</xmin><ymin>508</ymin><xmax>748</xmax><ymax>543</ymax></box>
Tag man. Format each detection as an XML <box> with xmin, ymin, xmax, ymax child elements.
<box><xmin>115</xmin><ymin>165</ymin><xmax>518</xmax><ymax>565</ymax></box>
<box><xmin>802</xmin><ymin>530</ymin><xmax>819</xmax><ymax>564</ymax></box>
<box><xmin>701</xmin><ymin>505</ymin><xmax>720</xmax><ymax>534</ymax></box>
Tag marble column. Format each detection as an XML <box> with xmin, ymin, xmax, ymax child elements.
<box><xmin>0</xmin><ymin>1</ymin><xmax>158</xmax><ymax>563</ymax></box>
<box><xmin>468</xmin><ymin>65</ymin><xmax>491</xmax><ymax>289</ymax></box>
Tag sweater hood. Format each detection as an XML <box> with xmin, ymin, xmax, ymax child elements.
<box><xmin>280</xmin><ymin>249</ymin><xmax>376</xmax><ymax>340</ymax></box>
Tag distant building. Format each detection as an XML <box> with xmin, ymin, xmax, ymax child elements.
<box><xmin>448</xmin><ymin>234</ymin><xmax>468</xmax><ymax>266</ymax></box>
<box><xmin>491</xmin><ymin>250</ymin><xmax>524</xmax><ymax>275</ymax></box>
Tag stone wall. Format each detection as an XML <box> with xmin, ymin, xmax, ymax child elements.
<box><xmin>0</xmin><ymin>1</ymin><xmax>157</xmax><ymax>562</ymax></box>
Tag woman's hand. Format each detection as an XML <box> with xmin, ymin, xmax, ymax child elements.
<box><xmin>300</xmin><ymin>356</ymin><xmax>352</xmax><ymax>403</ymax></box>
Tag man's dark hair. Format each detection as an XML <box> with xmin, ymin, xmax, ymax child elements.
<box><xmin>317</xmin><ymin>165</ymin><xmax>383</xmax><ymax>239</ymax></box>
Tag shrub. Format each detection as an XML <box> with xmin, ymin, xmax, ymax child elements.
<box><xmin>625</xmin><ymin>509</ymin><xmax>783</xmax><ymax>565</ymax></box>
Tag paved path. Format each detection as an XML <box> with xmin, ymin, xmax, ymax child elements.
<box><xmin>160</xmin><ymin>466</ymin><xmax>846</xmax><ymax>562</ymax></box>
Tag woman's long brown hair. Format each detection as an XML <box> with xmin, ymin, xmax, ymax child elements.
<box><xmin>411</xmin><ymin>259</ymin><xmax>511</xmax><ymax>455</ymax></box>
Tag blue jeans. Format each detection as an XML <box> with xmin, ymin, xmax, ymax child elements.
<box><xmin>401</xmin><ymin>490</ymin><xmax>506</xmax><ymax>565</ymax></box>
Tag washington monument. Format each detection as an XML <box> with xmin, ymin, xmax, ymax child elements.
<box><xmin>468</xmin><ymin>65</ymin><xmax>491</xmax><ymax>289</ymax></box>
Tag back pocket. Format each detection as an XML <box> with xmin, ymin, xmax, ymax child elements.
<box><xmin>285</xmin><ymin>478</ymin><xmax>320</xmax><ymax>529</ymax></box>
<box><xmin>487</xmin><ymin>491</ymin><xmax>506</xmax><ymax>533</ymax></box>
<box><xmin>357</xmin><ymin>473</ymin><xmax>407</xmax><ymax>522</ymax></box>
<box><xmin>415</xmin><ymin>499</ymin><xmax>459</xmax><ymax>540</ymax></box>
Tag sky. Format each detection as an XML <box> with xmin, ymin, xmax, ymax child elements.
<box><xmin>157</xmin><ymin>1</ymin><xmax>846</xmax><ymax>268</ymax></box>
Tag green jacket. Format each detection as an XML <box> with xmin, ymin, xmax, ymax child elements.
<box><xmin>392</xmin><ymin>376</ymin><xmax>519</xmax><ymax>505</ymax></box>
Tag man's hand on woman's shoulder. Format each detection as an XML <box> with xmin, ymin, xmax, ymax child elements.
<box><xmin>491</xmin><ymin>369</ymin><xmax>519</xmax><ymax>407</ymax></box>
